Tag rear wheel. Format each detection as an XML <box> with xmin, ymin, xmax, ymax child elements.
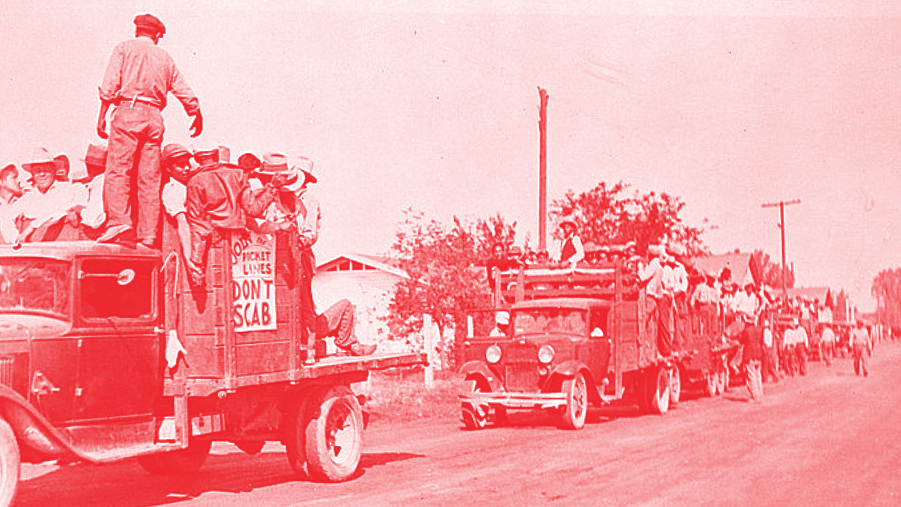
<box><xmin>560</xmin><ymin>373</ymin><xmax>588</xmax><ymax>430</ymax></box>
<box><xmin>0</xmin><ymin>419</ymin><xmax>19</xmax><ymax>507</ymax></box>
<box><xmin>285</xmin><ymin>387</ymin><xmax>321</xmax><ymax>477</ymax></box>
<box><xmin>704</xmin><ymin>373</ymin><xmax>717</xmax><ymax>397</ymax></box>
<box><xmin>648</xmin><ymin>366</ymin><xmax>671</xmax><ymax>415</ymax></box>
<box><xmin>305</xmin><ymin>385</ymin><xmax>363</xmax><ymax>482</ymax></box>
<box><xmin>669</xmin><ymin>366</ymin><xmax>682</xmax><ymax>406</ymax></box>
<box><xmin>137</xmin><ymin>439</ymin><xmax>212</xmax><ymax>475</ymax></box>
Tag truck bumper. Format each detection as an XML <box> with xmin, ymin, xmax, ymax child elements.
<box><xmin>458</xmin><ymin>391</ymin><xmax>567</xmax><ymax>409</ymax></box>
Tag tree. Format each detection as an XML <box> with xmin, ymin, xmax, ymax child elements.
<box><xmin>474</xmin><ymin>212</ymin><xmax>517</xmax><ymax>259</ymax></box>
<box><xmin>750</xmin><ymin>249</ymin><xmax>795</xmax><ymax>289</ymax></box>
<box><xmin>872</xmin><ymin>268</ymin><xmax>901</xmax><ymax>327</ymax></box>
<box><xmin>387</xmin><ymin>209</ymin><xmax>498</xmax><ymax>368</ymax></box>
<box><xmin>550</xmin><ymin>181</ymin><xmax>708</xmax><ymax>256</ymax></box>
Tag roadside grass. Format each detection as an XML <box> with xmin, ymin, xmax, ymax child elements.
<box><xmin>363</xmin><ymin>367</ymin><xmax>462</xmax><ymax>423</ymax></box>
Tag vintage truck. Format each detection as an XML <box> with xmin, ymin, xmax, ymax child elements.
<box><xmin>0</xmin><ymin>225</ymin><xmax>423</xmax><ymax>506</ymax></box>
<box><xmin>457</xmin><ymin>260</ymin><xmax>699</xmax><ymax>431</ymax></box>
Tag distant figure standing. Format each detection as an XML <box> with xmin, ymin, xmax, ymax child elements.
<box><xmin>851</xmin><ymin>320</ymin><xmax>872</xmax><ymax>377</ymax></box>
<box><xmin>96</xmin><ymin>13</ymin><xmax>203</xmax><ymax>246</ymax></box>
<box><xmin>740</xmin><ymin>321</ymin><xmax>764</xmax><ymax>403</ymax></box>
<box><xmin>557</xmin><ymin>220</ymin><xmax>584</xmax><ymax>268</ymax></box>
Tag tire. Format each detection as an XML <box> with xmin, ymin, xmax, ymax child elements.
<box><xmin>704</xmin><ymin>373</ymin><xmax>717</xmax><ymax>397</ymax></box>
<box><xmin>560</xmin><ymin>373</ymin><xmax>588</xmax><ymax>430</ymax></box>
<box><xmin>137</xmin><ymin>439</ymin><xmax>212</xmax><ymax>475</ymax></box>
<box><xmin>461</xmin><ymin>380</ymin><xmax>489</xmax><ymax>430</ymax></box>
<box><xmin>285</xmin><ymin>387</ymin><xmax>322</xmax><ymax>477</ymax></box>
<box><xmin>669</xmin><ymin>366</ymin><xmax>682</xmax><ymax>406</ymax></box>
<box><xmin>648</xmin><ymin>366</ymin><xmax>670</xmax><ymax>415</ymax></box>
<box><xmin>0</xmin><ymin>419</ymin><xmax>19</xmax><ymax>507</ymax></box>
<box><xmin>305</xmin><ymin>385</ymin><xmax>363</xmax><ymax>482</ymax></box>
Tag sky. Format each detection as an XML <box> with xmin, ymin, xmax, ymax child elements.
<box><xmin>3</xmin><ymin>1</ymin><xmax>901</xmax><ymax>312</ymax></box>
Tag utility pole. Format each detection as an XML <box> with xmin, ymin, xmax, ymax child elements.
<box><xmin>538</xmin><ymin>87</ymin><xmax>549</xmax><ymax>253</ymax></box>
<box><xmin>761</xmin><ymin>199</ymin><xmax>801</xmax><ymax>306</ymax></box>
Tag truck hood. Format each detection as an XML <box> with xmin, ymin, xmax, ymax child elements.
<box><xmin>0</xmin><ymin>315</ymin><xmax>70</xmax><ymax>340</ymax></box>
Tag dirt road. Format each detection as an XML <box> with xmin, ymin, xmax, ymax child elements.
<box><xmin>16</xmin><ymin>342</ymin><xmax>901</xmax><ymax>506</ymax></box>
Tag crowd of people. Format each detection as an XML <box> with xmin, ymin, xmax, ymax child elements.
<box><xmin>0</xmin><ymin>13</ymin><xmax>376</xmax><ymax>357</ymax></box>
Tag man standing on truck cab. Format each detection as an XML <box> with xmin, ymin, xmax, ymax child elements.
<box><xmin>96</xmin><ymin>13</ymin><xmax>204</xmax><ymax>246</ymax></box>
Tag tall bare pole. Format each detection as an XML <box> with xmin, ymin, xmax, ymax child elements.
<box><xmin>538</xmin><ymin>87</ymin><xmax>549</xmax><ymax>253</ymax></box>
<box><xmin>761</xmin><ymin>198</ymin><xmax>801</xmax><ymax>305</ymax></box>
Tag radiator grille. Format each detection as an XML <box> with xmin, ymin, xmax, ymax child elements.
<box><xmin>0</xmin><ymin>357</ymin><xmax>14</xmax><ymax>388</ymax></box>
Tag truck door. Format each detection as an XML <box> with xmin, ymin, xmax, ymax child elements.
<box><xmin>73</xmin><ymin>257</ymin><xmax>161</xmax><ymax>422</ymax></box>
<box><xmin>588</xmin><ymin>306</ymin><xmax>612</xmax><ymax>391</ymax></box>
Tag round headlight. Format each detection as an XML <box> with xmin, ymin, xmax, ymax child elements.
<box><xmin>486</xmin><ymin>345</ymin><xmax>502</xmax><ymax>364</ymax></box>
<box><xmin>538</xmin><ymin>344</ymin><xmax>555</xmax><ymax>364</ymax></box>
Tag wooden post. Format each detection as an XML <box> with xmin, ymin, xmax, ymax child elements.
<box><xmin>423</xmin><ymin>314</ymin><xmax>436</xmax><ymax>389</ymax></box>
<box><xmin>538</xmin><ymin>87</ymin><xmax>549</xmax><ymax>254</ymax></box>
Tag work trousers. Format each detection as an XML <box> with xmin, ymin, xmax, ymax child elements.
<box><xmin>744</xmin><ymin>359</ymin><xmax>763</xmax><ymax>402</ymax></box>
<box><xmin>316</xmin><ymin>299</ymin><xmax>357</xmax><ymax>349</ymax></box>
<box><xmin>795</xmin><ymin>344</ymin><xmax>808</xmax><ymax>376</ymax></box>
<box><xmin>782</xmin><ymin>344</ymin><xmax>796</xmax><ymax>377</ymax></box>
<box><xmin>853</xmin><ymin>344</ymin><xmax>869</xmax><ymax>376</ymax></box>
<box><xmin>104</xmin><ymin>103</ymin><xmax>164</xmax><ymax>242</ymax></box>
<box><xmin>653</xmin><ymin>294</ymin><xmax>673</xmax><ymax>356</ymax></box>
<box><xmin>821</xmin><ymin>341</ymin><xmax>835</xmax><ymax>366</ymax></box>
<box><xmin>763</xmin><ymin>343</ymin><xmax>781</xmax><ymax>383</ymax></box>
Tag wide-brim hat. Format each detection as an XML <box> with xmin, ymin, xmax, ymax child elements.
<box><xmin>284</xmin><ymin>156</ymin><xmax>316</xmax><ymax>193</ymax></box>
<box><xmin>560</xmin><ymin>219</ymin><xmax>577</xmax><ymax>229</ymax></box>
<box><xmin>495</xmin><ymin>311</ymin><xmax>510</xmax><ymax>326</ymax></box>
<box><xmin>257</xmin><ymin>152</ymin><xmax>291</xmax><ymax>176</ymax></box>
<box><xmin>23</xmin><ymin>147</ymin><xmax>56</xmax><ymax>173</ymax></box>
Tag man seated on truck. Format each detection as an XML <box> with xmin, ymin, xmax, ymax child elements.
<box><xmin>639</xmin><ymin>244</ymin><xmax>673</xmax><ymax>356</ymax></box>
<box><xmin>160</xmin><ymin>143</ymin><xmax>196</xmax><ymax>259</ymax></box>
<box><xmin>185</xmin><ymin>148</ymin><xmax>281</xmax><ymax>286</ymax></box>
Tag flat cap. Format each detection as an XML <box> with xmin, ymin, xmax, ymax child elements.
<box><xmin>134</xmin><ymin>13</ymin><xmax>166</xmax><ymax>35</ymax></box>
<box><xmin>162</xmin><ymin>143</ymin><xmax>191</xmax><ymax>161</ymax></box>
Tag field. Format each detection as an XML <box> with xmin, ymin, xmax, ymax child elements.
<box><xmin>363</xmin><ymin>367</ymin><xmax>462</xmax><ymax>423</ymax></box>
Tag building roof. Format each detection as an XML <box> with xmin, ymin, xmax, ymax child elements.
<box><xmin>317</xmin><ymin>253</ymin><xmax>410</xmax><ymax>279</ymax></box>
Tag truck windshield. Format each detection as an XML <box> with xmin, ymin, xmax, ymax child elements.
<box><xmin>0</xmin><ymin>258</ymin><xmax>70</xmax><ymax>319</ymax></box>
<box><xmin>512</xmin><ymin>308</ymin><xmax>587</xmax><ymax>336</ymax></box>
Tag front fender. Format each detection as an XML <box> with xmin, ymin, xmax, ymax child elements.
<box><xmin>548</xmin><ymin>360</ymin><xmax>602</xmax><ymax>404</ymax></box>
<box><xmin>0</xmin><ymin>384</ymin><xmax>81</xmax><ymax>463</ymax></box>
<box><xmin>459</xmin><ymin>361</ymin><xmax>503</xmax><ymax>393</ymax></box>
<box><xmin>550</xmin><ymin>359</ymin><xmax>588</xmax><ymax>378</ymax></box>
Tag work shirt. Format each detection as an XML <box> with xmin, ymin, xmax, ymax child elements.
<box><xmin>851</xmin><ymin>327</ymin><xmax>870</xmax><ymax>350</ymax></box>
<box><xmin>14</xmin><ymin>182</ymin><xmax>87</xmax><ymax>232</ymax></box>
<box><xmin>99</xmin><ymin>36</ymin><xmax>200</xmax><ymax>115</ymax></box>
<box><xmin>560</xmin><ymin>234</ymin><xmax>584</xmax><ymax>266</ymax></box>
<box><xmin>186</xmin><ymin>164</ymin><xmax>272</xmax><ymax>235</ymax></box>
<box><xmin>162</xmin><ymin>179</ymin><xmax>187</xmax><ymax>217</ymax></box>
<box><xmin>294</xmin><ymin>189</ymin><xmax>321</xmax><ymax>249</ymax></box>
<box><xmin>639</xmin><ymin>257</ymin><xmax>664</xmax><ymax>298</ymax></box>
<box><xmin>690</xmin><ymin>283</ymin><xmax>719</xmax><ymax>306</ymax></box>
<box><xmin>820</xmin><ymin>327</ymin><xmax>836</xmax><ymax>344</ymax></box>
<box><xmin>663</xmin><ymin>262</ymin><xmax>688</xmax><ymax>295</ymax></box>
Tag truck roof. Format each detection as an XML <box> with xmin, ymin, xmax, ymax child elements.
<box><xmin>511</xmin><ymin>297</ymin><xmax>610</xmax><ymax>311</ymax></box>
<box><xmin>0</xmin><ymin>240</ymin><xmax>160</xmax><ymax>262</ymax></box>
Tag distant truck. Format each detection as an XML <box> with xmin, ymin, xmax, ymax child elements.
<box><xmin>458</xmin><ymin>260</ymin><xmax>711</xmax><ymax>430</ymax></box>
<box><xmin>0</xmin><ymin>225</ymin><xmax>423</xmax><ymax>506</ymax></box>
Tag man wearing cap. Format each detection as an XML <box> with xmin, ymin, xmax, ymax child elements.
<box><xmin>557</xmin><ymin>220</ymin><xmax>584</xmax><ymax>268</ymax></box>
<box><xmin>490</xmin><ymin>311</ymin><xmax>510</xmax><ymax>337</ymax></box>
<box><xmin>96</xmin><ymin>13</ymin><xmax>203</xmax><ymax>246</ymax></box>
<box><xmin>160</xmin><ymin>144</ymin><xmax>195</xmax><ymax>259</ymax></box>
<box><xmin>0</xmin><ymin>164</ymin><xmax>23</xmax><ymax>244</ymax></box>
<box><xmin>13</xmin><ymin>149</ymin><xmax>88</xmax><ymax>243</ymax></box>
<box><xmin>74</xmin><ymin>143</ymin><xmax>108</xmax><ymax>238</ymax></box>
<box><xmin>184</xmin><ymin>149</ymin><xmax>279</xmax><ymax>286</ymax></box>
<box><xmin>53</xmin><ymin>154</ymin><xmax>70</xmax><ymax>183</ymax></box>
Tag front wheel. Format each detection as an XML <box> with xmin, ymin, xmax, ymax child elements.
<box><xmin>461</xmin><ymin>381</ymin><xmax>489</xmax><ymax>430</ymax></box>
<box><xmin>137</xmin><ymin>439</ymin><xmax>212</xmax><ymax>475</ymax></box>
<box><xmin>305</xmin><ymin>385</ymin><xmax>364</xmax><ymax>482</ymax></box>
<box><xmin>0</xmin><ymin>419</ymin><xmax>19</xmax><ymax>507</ymax></box>
<box><xmin>559</xmin><ymin>373</ymin><xmax>588</xmax><ymax>430</ymax></box>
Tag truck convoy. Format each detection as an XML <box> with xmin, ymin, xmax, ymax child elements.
<box><xmin>458</xmin><ymin>258</ymin><xmax>735</xmax><ymax>430</ymax></box>
<box><xmin>0</xmin><ymin>224</ymin><xmax>423</xmax><ymax>506</ymax></box>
